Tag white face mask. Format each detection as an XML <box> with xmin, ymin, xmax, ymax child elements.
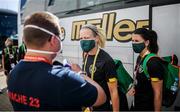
<box><xmin>24</xmin><ymin>25</ymin><xmax>63</xmax><ymax>54</ymax></box>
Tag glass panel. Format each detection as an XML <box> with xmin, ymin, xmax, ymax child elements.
<box><xmin>79</xmin><ymin>0</ymin><xmax>120</xmax><ymax>8</ymax></box>
<box><xmin>47</xmin><ymin>0</ymin><xmax>78</xmax><ymax>13</ymax></box>
<box><xmin>0</xmin><ymin>15</ymin><xmax>17</xmax><ymax>37</ymax></box>
<box><xmin>47</xmin><ymin>0</ymin><xmax>152</xmax><ymax>17</ymax></box>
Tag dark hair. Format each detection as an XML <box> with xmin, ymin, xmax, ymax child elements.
<box><xmin>133</xmin><ymin>28</ymin><xmax>159</xmax><ymax>54</ymax></box>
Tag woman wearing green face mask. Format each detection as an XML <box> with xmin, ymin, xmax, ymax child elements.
<box><xmin>79</xmin><ymin>24</ymin><xmax>129</xmax><ymax>111</ymax></box>
<box><xmin>131</xmin><ymin>28</ymin><xmax>165</xmax><ymax>111</ymax></box>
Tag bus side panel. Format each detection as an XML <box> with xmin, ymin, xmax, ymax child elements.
<box><xmin>152</xmin><ymin>3</ymin><xmax>180</xmax><ymax>65</ymax></box>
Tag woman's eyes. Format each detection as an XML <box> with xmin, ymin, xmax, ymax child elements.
<box><xmin>132</xmin><ymin>40</ymin><xmax>140</xmax><ymax>42</ymax></box>
<box><xmin>80</xmin><ymin>37</ymin><xmax>91</xmax><ymax>39</ymax></box>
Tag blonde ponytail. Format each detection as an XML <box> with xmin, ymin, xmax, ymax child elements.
<box><xmin>97</xmin><ymin>28</ymin><xmax>106</xmax><ymax>48</ymax></box>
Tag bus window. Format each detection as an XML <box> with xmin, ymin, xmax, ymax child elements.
<box><xmin>79</xmin><ymin>0</ymin><xmax>119</xmax><ymax>8</ymax></box>
<box><xmin>48</xmin><ymin>0</ymin><xmax>55</xmax><ymax>6</ymax></box>
<box><xmin>0</xmin><ymin>11</ymin><xmax>17</xmax><ymax>47</ymax></box>
<box><xmin>47</xmin><ymin>0</ymin><xmax>151</xmax><ymax>18</ymax></box>
<box><xmin>0</xmin><ymin>15</ymin><xmax>17</xmax><ymax>37</ymax></box>
<box><xmin>47</xmin><ymin>0</ymin><xmax>78</xmax><ymax>13</ymax></box>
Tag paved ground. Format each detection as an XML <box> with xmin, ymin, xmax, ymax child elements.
<box><xmin>0</xmin><ymin>70</ymin><xmax>6</xmax><ymax>90</ymax></box>
<box><xmin>0</xmin><ymin>70</ymin><xmax>13</xmax><ymax>111</ymax></box>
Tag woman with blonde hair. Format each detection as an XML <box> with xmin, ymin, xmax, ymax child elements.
<box><xmin>79</xmin><ymin>24</ymin><xmax>123</xmax><ymax>111</ymax></box>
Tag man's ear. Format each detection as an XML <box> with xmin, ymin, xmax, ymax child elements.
<box><xmin>49</xmin><ymin>35</ymin><xmax>56</xmax><ymax>46</ymax></box>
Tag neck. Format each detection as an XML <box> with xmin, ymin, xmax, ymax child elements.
<box><xmin>25</xmin><ymin>52</ymin><xmax>53</xmax><ymax>63</ymax></box>
<box><xmin>140</xmin><ymin>48</ymin><xmax>150</xmax><ymax>58</ymax></box>
<box><xmin>88</xmin><ymin>46</ymin><xmax>98</xmax><ymax>55</ymax></box>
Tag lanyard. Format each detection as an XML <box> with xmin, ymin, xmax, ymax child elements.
<box><xmin>7</xmin><ymin>47</ymin><xmax>15</xmax><ymax>60</ymax></box>
<box><xmin>6</xmin><ymin>47</ymin><xmax>15</xmax><ymax>65</ymax></box>
<box><xmin>135</xmin><ymin>51</ymin><xmax>151</xmax><ymax>73</ymax></box>
<box><xmin>134</xmin><ymin>51</ymin><xmax>152</xmax><ymax>83</ymax></box>
<box><xmin>83</xmin><ymin>48</ymin><xmax>100</xmax><ymax>80</ymax></box>
<box><xmin>7</xmin><ymin>47</ymin><xmax>14</xmax><ymax>55</ymax></box>
<box><xmin>24</xmin><ymin>55</ymin><xmax>52</xmax><ymax>64</ymax></box>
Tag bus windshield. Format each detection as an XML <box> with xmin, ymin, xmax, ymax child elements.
<box><xmin>0</xmin><ymin>14</ymin><xmax>17</xmax><ymax>37</ymax></box>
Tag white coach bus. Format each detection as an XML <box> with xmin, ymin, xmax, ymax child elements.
<box><xmin>18</xmin><ymin>0</ymin><xmax>180</xmax><ymax>77</ymax></box>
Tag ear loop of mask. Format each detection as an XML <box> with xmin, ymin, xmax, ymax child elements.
<box><xmin>24</xmin><ymin>24</ymin><xmax>62</xmax><ymax>54</ymax></box>
<box><xmin>27</xmin><ymin>49</ymin><xmax>57</xmax><ymax>54</ymax></box>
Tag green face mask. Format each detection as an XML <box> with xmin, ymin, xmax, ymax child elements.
<box><xmin>132</xmin><ymin>42</ymin><xmax>145</xmax><ymax>53</ymax></box>
<box><xmin>80</xmin><ymin>40</ymin><xmax>95</xmax><ymax>52</ymax></box>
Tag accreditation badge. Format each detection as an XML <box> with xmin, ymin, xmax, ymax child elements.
<box><xmin>9</xmin><ymin>54</ymin><xmax>14</xmax><ymax>59</ymax></box>
<box><xmin>11</xmin><ymin>63</ymin><xmax>15</xmax><ymax>68</ymax></box>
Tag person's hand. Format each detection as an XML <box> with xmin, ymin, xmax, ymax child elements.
<box><xmin>127</xmin><ymin>87</ymin><xmax>135</xmax><ymax>96</ymax></box>
<box><xmin>70</xmin><ymin>63</ymin><xmax>81</xmax><ymax>73</ymax></box>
